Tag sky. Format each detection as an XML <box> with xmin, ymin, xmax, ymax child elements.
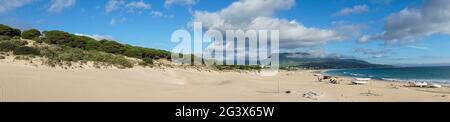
<box><xmin>1</xmin><ymin>0</ymin><xmax>450</xmax><ymax>65</ymax></box>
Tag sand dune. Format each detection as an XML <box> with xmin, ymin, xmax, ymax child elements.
<box><xmin>1</xmin><ymin>58</ymin><xmax>450</xmax><ymax>102</ymax></box>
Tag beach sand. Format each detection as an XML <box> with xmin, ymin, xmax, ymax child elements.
<box><xmin>1</xmin><ymin>57</ymin><xmax>450</xmax><ymax>102</ymax></box>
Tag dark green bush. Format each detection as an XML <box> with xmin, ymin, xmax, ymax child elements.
<box><xmin>65</xmin><ymin>38</ymin><xmax>86</xmax><ymax>48</ymax></box>
<box><xmin>0</xmin><ymin>24</ymin><xmax>21</xmax><ymax>37</ymax></box>
<box><xmin>123</xmin><ymin>46</ymin><xmax>142</xmax><ymax>58</ymax></box>
<box><xmin>22</xmin><ymin>29</ymin><xmax>41</xmax><ymax>39</ymax></box>
<box><xmin>83</xmin><ymin>39</ymin><xmax>101</xmax><ymax>50</ymax></box>
<box><xmin>42</xmin><ymin>30</ymin><xmax>73</xmax><ymax>45</ymax></box>
<box><xmin>13</xmin><ymin>46</ymin><xmax>40</xmax><ymax>55</ymax></box>
<box><xmin>99</xmin><ymin>40</ymin><xmax>124</xmax><ymax>54</ymax></box>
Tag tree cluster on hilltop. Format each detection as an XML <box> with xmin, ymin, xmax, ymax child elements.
<box><xmin>0</xmin><ymin>24</ymin><xmax>171</xmax><ymax>68</ymax></box>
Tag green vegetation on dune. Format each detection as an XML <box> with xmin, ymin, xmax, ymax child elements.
<box><xmin>41</xmin><ymin>30</ymin><xmax>171</xmax><ymax>59</ymax></box>
<box><xmin>13</xmin><ymin>46</ymin><xmax>41</xmax><ymax>55</ymax></box>
<box><xmin>39</xmin><ymin>46</ymin><xmax>134</xmax><ymax>68</ymax></box>
<box><xmin>0</xmin><ymin>24</ymin><xmax>170</xmax><ymax>68</ymax></box>
<box><xmin>22</xmin><ymin>29</ymin><xmax>41</xmax><ymax>40</ymax></box>
<box><xmin>0</xmin><ymin>41</ymin><xmax>19</xmax><ymax>52</ymax></box>
<box><xmin>0</xmin><ymin>24</ymin><xmax>21</xmax><ymax>37</ymax></box>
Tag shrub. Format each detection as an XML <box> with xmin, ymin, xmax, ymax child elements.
<box><xmin>13</xmin><ymin>46</ymin><xmax>40</xmax><ymax>55</ymax></box>
<box><xmin>39</xmin><ymin>46</ymin><xmax>62</xmax><ymax>59</ymax></box>
<box><xmin>99</xmin><ymin>40</ymin><xmax>124</xmax><ymax>54</ymax></box>
<box><xmin>22</xmin><ymin>29</ymin><xmax>41</xmax><ymax>39</ymax></box>
<box><xmin>39</xmin><ymin>46</ymin><xmax>134</xmax><ymax>68</ymax></box>
<box><xmin>42</xmin><ymin>30</ymin><xmax>73</xmax><ymax>45</ymax></box>
<box><xmin>57</xmin><ymin>48</ymin><xmax>84</xmax><ymax>62</ymax></box>
<box><xmin>113</xmin><ymin>57</ymin><xmax>134</xmax><ymax>68</ymax></box>
<box><xmin>67</xmin><ymin>35</ymin><xmax>97</xmax><ymax>48</ymax></box>
<box><xmin>0</xmin><ymin>24</ymin><xmax>21</xmax><ymax>37</ymax></box>
<box><xmin>65</xmin><ymin>38</ymin><xmax>86</xmax><ymax>48</ymax></box>
<box><xmin>83</xmin><ymin>51</ymin><xmax>133</xmax><ymax>68</ymax></box>
<box><xmin>10</xmin><ymin>39</ymin><xmax>28</xmax><ymax>46</ymax></box>
<box><xmin>34</xmin><ymin>37</ymin><xmax>44</xmax><ymax>43</ymax></box>
<box><xmin>0</xmin><ymin>35</ymin><xmax>11</xmax><ymax>41</ymax></box>
<box><xmin>0</xmin><ymin>42</ymin><xmax>19</xmax><ymax>52</ymax></box>
<box><xmin>83</xmin><ymin>39</ymin><xmax>101</xmax><ymax>50</ymax></box>
<box><xmin>139</xmin><ymin>58</ymin><xmax>153</xmax><ymax>66</ymax></box>
<box><xmin>123</xmin><ymin>47</ymin><xmax>142</xmax><ymax>58</ymax></box>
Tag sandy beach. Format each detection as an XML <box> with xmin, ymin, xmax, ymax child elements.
<box><xmin>1</xmin><ymin>56</ymin><xmax>450</xmax><ymax>102</ymax></box>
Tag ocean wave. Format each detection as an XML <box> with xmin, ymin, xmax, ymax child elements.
<box><xmin>380</xmin><ymin>78</ymin><xmax>450</xmax><ymax>84</ymax></box>
<box><xmin>326</xmin><ymin>67</ymin><xmax>450</xmax><ymax>85</ymax></box>
<box><xmin>349</xmin><ymin>73</ymin><xmax>366</xmax><ymax>77</ymax></box>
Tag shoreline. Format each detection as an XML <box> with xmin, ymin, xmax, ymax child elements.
<box><xmin>320</xmin><ymin>68</ymin><xmax>450</xmax><ymax>87</ymax></box>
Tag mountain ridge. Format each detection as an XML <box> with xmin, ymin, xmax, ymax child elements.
<box><xmin>279</xmin><ymin>52</ymin><xmax>394</xmax><ymax>69</ymax></box>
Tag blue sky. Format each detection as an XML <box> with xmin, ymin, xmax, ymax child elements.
<box><xmin>1</xmin><ymin>0</ymin><xmax>450</xmax><ymax>65</ymax></box>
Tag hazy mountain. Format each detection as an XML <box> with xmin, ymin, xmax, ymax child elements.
<box><xmin>279</xmin><ymin>52</ymin><xmax>393</xmax><ymax>69</ymax></box>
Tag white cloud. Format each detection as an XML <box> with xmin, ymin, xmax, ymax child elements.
<box><xmin>285</xmin><ymin>49</ymin><xmax>347</xmax><ymax>59</ymax></box>
<box><xmin>405</xmin><ymin>45</ymin><xmax>431</xmax><ymax>51</ymax></box>
<box><xmin>105</xmin><ymin>0</ymin><xmax>125</xmax><ymax>13</ymax></box>
<box><xmin>192</xmin><ymin>0</ymin><xmax>349</xmax><ymax>49</ymax></box>
<box><xmin>151</xmin><ymin>11</ymin><xmax>163</xmax><ymax>17</ymax></box>
<box><xmin>0</xmin><ymin>0</ymin><xmax>33</xmax><ymax>13</ymax></box>
<box><xmin>110</xmin><ymin>18</ymin><xmax>126</xmax><ymax>25</ymax></box>
<box><xmin>360</xmin><ymin>0</ymin><xmax>450</xmax><ymax>44</ymax></box>
<box><xmin>48</xmin><ymin>0</ymin><xmax>76</xmax><ymax>13</ymax></box>
<box><xmin>332</xmin><ymin>21</ymin><xmax>367</xmax><ymax>40</ymax></box>
<box><xmin>110</xmin><ymin>18</ymin><xmax>117</xmax><ymax>25</ymax></box>
<box><xmin>74</xmin><ymin>33</ymin><xmax>115</xmax><ymax>41</ymax></box>
<box><xmin>150</xmin><ymin>10</ymin><xmax>174</xmax><ymax>18</ymax></box>
<box><xmin>126</xmin><ymin>0</ymin><xmax>151</xmax><ymax>13</ymax></box>
<box><xmin>285</xmin><ymin>51</ymin><xmax>326</xmax><ymax>59</ymax></box>
<box><xmin>165</xmin><ymin>0</ymin><xmax>198</xmax><ymax>7</ymax></box>
<box><xmin>354</xmin><ymin>48</ymin><xmax>390</xmax><ymax>58</ymax></box>
<box><xmin>334</xmin><ymin>4</ymin><xmax>369</xmax><ymax>16</ymax></box>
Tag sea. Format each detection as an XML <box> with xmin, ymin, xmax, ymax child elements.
<box><xmin>323</xmin><ymin>66</ymin><xmax>450</xmax><ymax>84</ymax></box>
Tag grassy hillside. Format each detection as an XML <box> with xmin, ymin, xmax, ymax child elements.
<box><xmin>0</xmin><ymin>24</ymin><xmax>170</xmax><ymax>68</ymax></box>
